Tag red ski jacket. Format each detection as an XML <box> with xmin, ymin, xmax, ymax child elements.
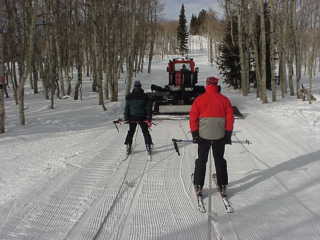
<box><xmin>189</xmin><ymin>85</ymin><xmax>234</xmax><ymax>140</ymax></box>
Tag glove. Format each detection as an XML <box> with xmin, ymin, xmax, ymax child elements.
<box><xmin>145</xmin><ymin>120</ymin><xmax>152</xmax><ymax>128</ymax></box>
<box><xmin>191</xmin><ymin>130</ymin><xmax>199</xmax><ymax>144</ymax></box>
<box><xmin>224</xmin><ymin>131</ymin><xmax>232</xmax><ymax>145</ymax></box>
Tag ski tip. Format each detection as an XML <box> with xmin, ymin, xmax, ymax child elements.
<box><xmin>226</xmin><ymin>207</ymin><xmax>233</xmax><ymax>213</ymax></box>
<box><xmin>198</xmin><ymin>207</ymin><xmax>206</xmax><ymax>213</ymax></box>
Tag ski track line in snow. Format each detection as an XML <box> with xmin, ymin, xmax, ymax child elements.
<box><xmin>234</xmin><ymin>133</ymin><xmax>320</xmax><ymax>239</ymax></box>
<box><xmin>208</xmin><ymin>153</ymin><xmax>241</xmax><ymax>240</ymax></box>
<box><xmin>0</xmin><ymin>129</ymin><xmax>126</xmax><ymax>240</ymax></box>
<box><xmin>165</xmin><ymin>119</ymin><xmax>208</xmax><ymax>240</ymax></box>
<box><xmin>64</xmin><ymin>128</ymin><xmax>151</xmax><ymax>240</ymax></box>
<box><xmin>116</xmin><ymin>119</ymin><xmax>209</xmax><ymax>240</ymax></box>
<box><xmin>64</xmin><ymin>134</ymin><xmax>140</xmax><ymax>239</ymax></box>
<box><xmin>110</xmin><ymin>119</ymin><xmax>201</xmax><ymax>240</ymax></box>
<box><xmin>178</xmin><ymin>120</ymin><xmax>240</xmax><ymax>240</ymax></box>
<box><xmin>103</xmin><ymin>153</ymin><xmax>150</xmax><ymax>239</ymax></box>
<box><xmin>178</xmin><ymin>120</ymin><xmax>220</xmax><ymax>240</ymax></box>
<box><xmin>0</xmin><ymin>126</ymin><xmax>111</xmax><ymax>235</ymax></box>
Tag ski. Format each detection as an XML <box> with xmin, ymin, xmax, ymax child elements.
<box><xmin>147</xmin><ymin>151</ymin><xmax>152</xmax><ymax>161</ymax></box>
<box><xmin>196</xmin><ymin>193</ymin><xmax>206</xmax><ymax>213</ymax></box>
<box><xmin>191</xmin><ymin>174</ymin><xmax>206</xmax><ymax>213</ymax></box>
<box><xmin>219</xmin><ymin>193</ymin><xmax>233</xmax><ymax>213</ymax></box>
<box><xmin>146</xmin><ymin>145</ymin><xmax>152</xmax><ymax>161</ymax></box>
<box><xmin>122</xmin><ymin>154</ymin><xmax>130</xmax><ymax>161</ymax></box>
<box><xmin>212</xmin><ymin>174</ymin><xmax>233</xmax><ymax>213</ymax></box>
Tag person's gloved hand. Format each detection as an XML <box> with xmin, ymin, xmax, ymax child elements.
<box><xmin>191</xmin><ymin>130</ymin><xmax>199</xmax><ymax>144</ymax></box>
<box><xmin>145</xmin><ymin>120</ymin><xmax>152</xmax><ymax>128</ymax></box>
<box><xmin>224</xmin><ymin>131</ymin><xmax>232</xmax><ymax>145</ymax></box>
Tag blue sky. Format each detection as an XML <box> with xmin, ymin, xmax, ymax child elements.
<box><xmin>161</xmin><ymin>0</ymin><xmax>223</xmax><ymax>21</ymax></box>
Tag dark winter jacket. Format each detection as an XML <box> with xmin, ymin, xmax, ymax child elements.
<box><xmin>124</xmin><ymin>87</ymin><xmax>152</xmax><ymax>121</ymax></box>
<box><xmin>189</xmin><ymin>85</ymin><xmax>234</xmax><ymax>140</ymax></box>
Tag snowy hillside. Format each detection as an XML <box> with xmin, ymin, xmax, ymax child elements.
<box><xmin>1</xmin><ymin>38</ymin><xmax>320</xmax><ymax>239</ymax></box>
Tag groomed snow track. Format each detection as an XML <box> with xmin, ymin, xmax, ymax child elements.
<box><xmin>1</xmin><ymin>119</ymin><xmax>240</xmax><ymax>240</ymax></box>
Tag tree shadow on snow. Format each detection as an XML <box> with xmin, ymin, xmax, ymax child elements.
<box><xmin>228</xmin><ymin>150</ymin><xmax>320</xmax><ymax>197</ymax></box>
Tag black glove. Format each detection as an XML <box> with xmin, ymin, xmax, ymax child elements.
<box><xmin>224</xmin><ymin>131</ymin><xmax>232</xmax><ymax>145</ymax></box>
<box><xmin>191</xmin><ymin>130</ymin><xmax>200</xmax><ymax>144</ymax></box>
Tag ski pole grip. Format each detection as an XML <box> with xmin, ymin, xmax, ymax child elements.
<box><xmin>172</xmin><ymin>138</ymin><xmax>180</xmax><ymax>156</ymax></box>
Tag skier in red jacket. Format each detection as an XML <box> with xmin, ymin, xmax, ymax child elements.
<box><xmin>189</xmin><ymin>76</ymin><xmax>234</xmax><ymax>196</ymax></box>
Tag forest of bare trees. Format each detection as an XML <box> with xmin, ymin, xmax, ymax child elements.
<box><xmin>219</xmin><ymin>0</ymin><xmax>320</xmax><ymax>103</ymax></box>
<box><xmin>0</xmin><ymin>0</ymin><xmax>165</xmax><ymax>133</ymax></box>
<box><xmin>0</xmin><ymin>0</ymin><xmax>319</xmax><ymax>133</ymax></box>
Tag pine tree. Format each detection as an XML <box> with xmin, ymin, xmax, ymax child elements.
<box><xmin>177</xmin><ymin>4</ymin><xmax>188</xmax><ymax>55</ymax></box>
<box><xmin>216</xmin><ymin>18</ymin><xmax>241</xmax><ymax>89</ymax></box>
<box><xmin>190</xmin><ymin>14</ymin><xmax>198</xmax><ymax>35</ymax></box>
<box><xmin>197</xmin><ymin>9</ymin><xmax>207</xmax><ymax>34</ymax></box>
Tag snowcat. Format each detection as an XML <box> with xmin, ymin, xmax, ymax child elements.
<box><xmin>148</xmin><ymin>57</ymin><xmax>244</xmax><ymax>119</ymax></box>
<box><xmin>149</xmin><ymin>57</ymin><xmax>205</xmax><ymax>115</ymax></box>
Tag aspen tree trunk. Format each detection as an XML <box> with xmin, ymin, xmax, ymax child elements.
<box><xmin>125</xmin><ymin>1</ymin><xmax>136</xmax><ymax>95</ymax></box>
<box><xmin>294</xmin><ymin>0</ymin><xmax>303</xmax><ymax>98</ymax></box>
<box><xmin>307</xmin><ymin>8</ymin><xmax>317</xmax><ymax>104</ymax></box>
<box><xmin>17</xmin><ymin>67</ymin><xmax>26</xmax><ymax>125</ymax></box>
<box><xmin>73</xmin><ymin>0</ymin><xmax>82</xmax><ymax>101</ymax></box>
<box><xmin>49</xmin><ymin>34</ymin><xmax>55</xmax><ymax>109</ymax></box>
<box><xmin>31</xmin><ymin>60</ymin><xmax>39</xmax><ymax>94</ymax></box>
<box><xmin>307</xmin><ymin>50</ymin><xmax>314</xmax><ymax>104</ymax></box>
<box><xmin>17</xmin><ymin>0</ymin><xmax>35</xmax><ymax>125</ymax></box>
<box><xmin>249</xmin><ymin>3</ymin><xmax>262</xmax><ymax>98</ymax></box>
<box><xmin>41</xmin><ymin>61</ymin><xmax>50</xmax><ymax>99</ymax></box>
<box><xmin>288</xmin><ymin>55</ymin><xmax>294</xmax><ymax>96</ymax></box>
<box><xmin>208</xmin><ymin>36</ymin><xmax>214</xmax><ymax>65</ymax></box>
<box><xmin>288</xmin><ymin>0</ymin><xmax>295</xmax><ymax>96</ymax></box>
<box><xmin>238</xmin><ymin>6</ymin><xmax>246</xmax><ymax>95</ymax></box>
<box><xmin>96</xmin><ymin>2</ymin><xmax>107</xmax><ymax>109</ymax></box>
<box><xmin>259</xmin><ymin>0</ymin><xmax>268</xmax><ymax>103</ymax></box>
<box><xmin>295</xmin><ymin>38</ymin><xmax>302</xmax><ymax>98</ymax></box>
<box><xmin>8</xmin><ymin>62</ymin><xmax>18</xmax><ymax>104</ymax></box>
<box><xmin>74</xmin><ymin>64</ymin><xmax>82</xmax><ymax>101</ymax></box>
<box><xmin>238</xmin><ymin>0</ymin><xmax>249</xmax><ymax>96</ymax></box>
<box><xmin>279</xmin><ymin>1</ymin><xmax>288</xmax><ymax>98</ymax></box>
<box><xmin>269</xmin><ymin>0</ymin><xmax>277</xmax><ymax>102</ymax></box>
<box><xmin>0</xmin><ymin>32</ymin><xmax>5</xmax><ymax>133</ymax></box>
<box><xmin>148</xmin><ymin>31</ymin><xmax>156</xmax><ymax>74</ymax></box>
<box><xmin>148</xmin><ymin>5</ymin><xmax>157</xmax><ymax>73</ymax></box>
<box><xmin>91</xmin><ymin>7</ymin><xmax>98</xmax><ymax>94</ymax></box>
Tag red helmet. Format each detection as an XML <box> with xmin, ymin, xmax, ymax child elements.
<box><xmin>206</xmin><ymin>76</ymin><xmax>219</xmax><ymax>85</ymax></box>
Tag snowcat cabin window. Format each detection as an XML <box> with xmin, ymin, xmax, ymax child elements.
<box><xmin>174</xmin><ymin>63</ymin><xmax>191</xmax><ymax>72</ymax></box>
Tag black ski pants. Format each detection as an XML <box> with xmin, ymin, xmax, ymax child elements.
<box><xmin>193</xmin><ymin>137</ymin><xmax>228</xmax><ymax>189</ymax></box>
<box><xmin>124</xmin><ymin>121</ymin><xmax>152</xmax><ymax>146</ymax></box>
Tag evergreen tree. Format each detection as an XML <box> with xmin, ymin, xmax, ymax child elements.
<box><xmin>216</xmin><ymin>18</ymin><xmax>241</xmax><ymax>89</ymax></box>
<box><xmin>197</xmin><ymin>9</ymin><xmax>207</xmax><ymax>34</ymax></box>
<box><xmin>190</xmin><ymin>14</ymin><xmax>198</xmax><ymax>35</ymax></box>
<box><xmin>177</xmin><ymin>4</ymin><xmax>189</xmax><ymax>55</ymax></box>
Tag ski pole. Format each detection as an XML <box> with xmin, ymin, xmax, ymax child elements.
<box><xmin>113</xmin><ymin>118</ymin><xmax>158</xmax><ymax>133</ymax></box>
<box><xmin>113</xmin><ymin>118</ymin><xmax>126</xmax><ymax>133</ymax></box>
<box><xmin>232</xmin><ymin>139</ymin><xmax>252</xmax><ymax>144</ymax></box>
<box><xmin>172</xmin><ymin>138</ymin><xmax>194</xmax><ymax>156</ymax></box>
<box><xmin>172</xmin><ymin>138</ymin><xmax>252</xmax><ymax>156</ymax></box>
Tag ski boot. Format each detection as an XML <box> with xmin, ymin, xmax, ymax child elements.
<box><xmin>126</xmin><ymin>144</ymin><xmax>132</xmax><ymax>155</ymax></box>
<box><xmin>219</xmin><ymin>185</ymin><xmax>227</xmax><ymax>197</ymax></box>
<box><xmin>194</xmin><ymin>185</ymin><xmax>203</xmax><ymax>197</ymax></box>
<box><xmin>146</xmin><ymin>144</ymin><xmax>152</xmax><ymax>155</ymax></box>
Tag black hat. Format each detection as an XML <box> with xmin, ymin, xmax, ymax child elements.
<box><xmin>134</xmin><ymin>80</ymin><xmax>142</xmax><ymax>88</ymax></box>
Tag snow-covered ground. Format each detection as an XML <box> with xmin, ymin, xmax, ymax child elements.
<box><xmin>1</xmin><ymin>37</ymin><xmax>320</xmax><ymax>240</ymax></box>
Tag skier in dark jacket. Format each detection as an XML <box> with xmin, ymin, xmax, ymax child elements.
<box><xmin>189</xmin><ymin>76</ymin><xmax>234</xmax><ymax>196</ymax></box>
<box><xmin>124</xmin><ymin>80</ymin><xmax>153</xmax><ymax>154</ymax></box>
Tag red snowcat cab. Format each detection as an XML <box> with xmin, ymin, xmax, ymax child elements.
<box><xmin>150</xmin><ymin>57</ymin><xmax>205</xmax><ymax>115</ymax></box>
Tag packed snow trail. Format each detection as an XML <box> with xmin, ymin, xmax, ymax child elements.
<box><xmin>1</xmin><ymin>47</ymin><xmax>320</xmax><ymax>239</ymax></box>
